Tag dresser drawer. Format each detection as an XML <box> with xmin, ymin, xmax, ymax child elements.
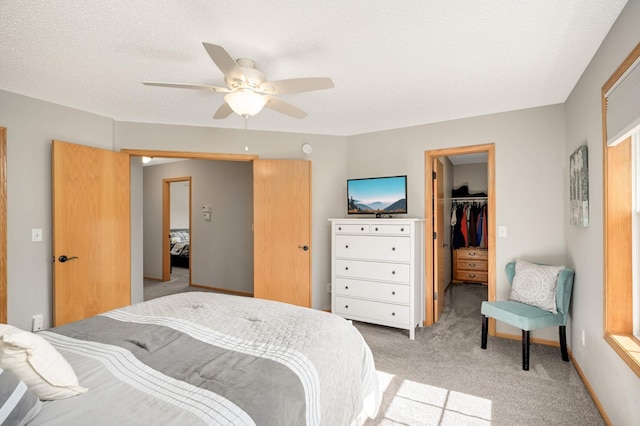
<box><xmin>456</xmin><ymin>248</ymin><xmax>488</xmax><ymax>260</ymax></box>
<box><xmin>454</xmin><ymin>270</ymin><xmax>488</xmax><ymax>282</ymax></box>
<box><xmin>334</xmin><ymin>278</ymin><xmax>410</xmax><ymax>304</ymax></box>
<box><xmin>335</xmin><ymin>235</ymin><xmax>410</xmax><ymax>262</ymax></box>
<box><xmin>371</xmin><ymin>223</ymin><xmax>412</xmax><ymax>235</ymax></box>
<box><xmin>334</xmin><ymin>296</ymin><xmax>409</xmax><ymax>325</ymax></box>
<box><xmin>335</xmin><ymin>259</ymin><xmax>410</xmax><ymax>283</ymax></box>
<box><xmin>334</xmin><ymin>223</ymin><xmax>370</xmax><ymax>234</ymax></box>
<box><xmin>456</xmin><ymin>259</ymin><xmax>487</xmax><ymax>271</ymax></box>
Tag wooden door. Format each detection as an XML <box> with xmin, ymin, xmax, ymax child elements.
<box><xmin>253</xmin><ymin>160</ymin><xmax>311</xmax><ymax>307</ymax></box>
<box><xmin>52</xmin><ymin>140</ymin><xmax>131</xmax><ymax>326</ymax></box>
<box><xmin>433</xmin><ymin>158</ymin><xmax>446</xmax><ymax>321</ymax></box>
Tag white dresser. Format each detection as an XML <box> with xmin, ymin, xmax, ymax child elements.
<box><xmin>330</xmin><ymin>218</ymin><xmax>425</xmax><ymax>339</ymax></box>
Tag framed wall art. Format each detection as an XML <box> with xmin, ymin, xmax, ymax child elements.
<box><xmin>570</xmin><ymin>144</ymin><xmax>589</xmax><ymax>227</ymax></box>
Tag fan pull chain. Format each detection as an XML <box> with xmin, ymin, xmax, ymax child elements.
<box><xmin>244</xmin><ymin>117</ymin><xmax>249</xmax><ymax>151</ymax></box>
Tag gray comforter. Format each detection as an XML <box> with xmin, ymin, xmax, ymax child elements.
<box><xmin>31</xmin><ymin>292</ymin><xmax>380</xmax><ymax>425</ymax></box>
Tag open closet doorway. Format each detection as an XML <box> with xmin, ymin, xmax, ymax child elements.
<box><xmin>424</xmin><ymin>144</ymin><xmax>496</xmax><ymax>333</ymax></box>
<box><xmin>163</xmin><ymin>178</ymin><xmax>192</xmax><ymax>284</ymax></box>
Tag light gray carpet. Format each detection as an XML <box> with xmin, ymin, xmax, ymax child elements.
<box><xmin>357</xmin><ymin>283</ymin><xmax>603</xmax><ymax>426</ymax></box>
<box><xmin>143</xmin><ymin>267</ymin><xmax>217</xmax><ymax>301</ymax></box>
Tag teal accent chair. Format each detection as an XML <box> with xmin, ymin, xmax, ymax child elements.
<box><xmin>480</xmin><ymin>262</ymin><xmax>575</xmax><ymax>370</ymax></box>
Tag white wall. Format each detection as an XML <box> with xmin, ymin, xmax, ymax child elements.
<box><xmin>453</xmin><ymin>163</ymin><xmax>488</xmax><ymax>194</ymax></box>
<box><xmin>347</xmin><ymin>104</ymin><xmax>568</xmax><ymax>341</ymax></box>
<box><xmin>564</xmin><ymin>0</ymin><xmax>640</xmax><ymax>424</ymax></box>
<box><xmin>0</xmin><ymin>89</ymin><xmax>116</xmax><ymax>330</ymax></box>
<box><xmin>169</xmin><ymin>181</ymin><xmax>190</xmax><ymax>230</ymax></box>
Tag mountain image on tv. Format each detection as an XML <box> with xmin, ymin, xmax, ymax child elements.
<box><xmin>347</xmin><ymin>175</ymin><xmax>407</xmax><ymax>214</ymax></box>
<box><xmin>348</xmin><ymin>197</ymin><xmax>406</xmax><ymax>213</ymax></box>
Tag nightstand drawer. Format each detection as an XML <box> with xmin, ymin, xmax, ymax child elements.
<box><xmin>335</xmin><ymin>235</ymin><xmax>410</xmax><ymax>262</ymax></box>
<box><xmin>335</xmin><ymin>259</ymin><xmax>410</xmax><ymax>283</ymax></box>
<box><xmin>334</xmin><ymin>296</ymin><xmax>409</xmax><ymax>325</ymax></box>
<box><xmin>334</xmin><ymin>278</ymin><xmax>410</xmax><ymax>304</ymax></box>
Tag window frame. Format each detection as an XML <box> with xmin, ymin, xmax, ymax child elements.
<box><xmin>602</xmin><ymin>43</ymin><xmax>640</xmax><ymax>378</ymax></box>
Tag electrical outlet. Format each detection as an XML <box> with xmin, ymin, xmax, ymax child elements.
<box><xmin>581</xmin><ymin>329</ymin><xmax>586</xmax><ymax>346</ymax></box>
<box><xmin>32</xmin><ymin>314</ymin><xmax>43</xmax><ymax>332</ymax></box>
<box><xmin>327</xmin><ymin>283</ymin><xmax>331</xmax><ymax>293</ymax></box>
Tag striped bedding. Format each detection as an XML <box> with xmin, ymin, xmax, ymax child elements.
<box><xmin>30</xmin><ymin>292</ymin><xmax>380</xmax><ymax>425</ymax></box>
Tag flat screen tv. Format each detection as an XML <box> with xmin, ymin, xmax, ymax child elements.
<box><xmin>347</xmin><ymin>175</ymin><xmax>407</xmax><ymax>216</ymax></box>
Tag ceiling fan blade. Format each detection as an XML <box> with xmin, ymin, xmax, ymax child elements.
<box><xmin>213</xmin><ymin>102</ymin><xmax>233</xmax><ymax>119</ymax></box>
<box><xmin>264</xmin><ymin>96</ymin><xmax>307</xmax><ymax>119</ymax></box>
<box><xmin>259</xmin><ymin>77</ymin><xmax>334</xmax><ymax>94</ymax></box>
<box><xmin>202</xmin><ymin>43</ymin><xmax>246</xmax><ymax>85</ymax></box>
<box><xmin>142</xmin><ymin>81</ymin><xmax>229</xmax><ymax>92</ymax></box>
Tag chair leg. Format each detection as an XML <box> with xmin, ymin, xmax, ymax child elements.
<box><xmin>481</xmin><ymin>315</ymin><xmax>488</xmax><ymax>349</ymax></box>
<box><xmin>559</xmin><ymin>325</ymin><xmax>569</xmax><ymax>362</ymax></box>
<box><xmin>522</xmin><ymin>330</ymin><xmax>530</xmax><ymax>371</ymax></box>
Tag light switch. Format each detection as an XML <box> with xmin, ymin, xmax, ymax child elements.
<box><xmin>32</xmin><ymin>228</ymin><xmax>43</xmax><ymax>242</ymax></box>
<box><xmin>498</xmin><ymin>226</ymin><xmax>508</xmax><ymax>238</ymax></box>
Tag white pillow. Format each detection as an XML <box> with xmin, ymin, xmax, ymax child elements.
<box><xmin>0</xmin><ymin>324</ymin><xmax>88</xmax><ymax>400</ymax></box>
<box><xmin>509</xmin><ymin>259</ymin><xmax>565</xmax><ymax>313</ymax></box>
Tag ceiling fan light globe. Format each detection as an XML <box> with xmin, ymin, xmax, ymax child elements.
<box><xmin>224</xmin><ymin>90</ymin><xmax>267</xmax><ymax>117</ymax></box>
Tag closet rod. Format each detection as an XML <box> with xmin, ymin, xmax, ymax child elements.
<box><xmin>448</xmin><ymin>197</ymin><xmax>488</xmax><ymax>201</ymax></box>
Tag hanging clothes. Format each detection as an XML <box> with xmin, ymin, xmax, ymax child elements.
<box><xmin>451</xmin><ymin>199</ymin><xmax>488</xmax><ymax>249</ymax></box>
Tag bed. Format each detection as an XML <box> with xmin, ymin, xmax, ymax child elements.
<box><xmin>1</xmin><ymin>292</ymin><xmax>380</xmax><ymax>425</ymax></box>
<box><xmin>170</xmin><ymin>229</ymin><xmax>190</xmax><ymax>268</ymax></box>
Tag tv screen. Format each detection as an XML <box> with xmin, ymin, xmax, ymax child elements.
<box><xmin>347</xmin><ymin>175</ymin><xmax>407</xmax><ymax>215</ymax></box>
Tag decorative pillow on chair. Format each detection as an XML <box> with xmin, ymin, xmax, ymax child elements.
<box><xmin>0</xmin><ymin>368</ymin><xmax>41</xmax><ymax>425</ymax></box>
<box><xmin>0</xmin><ymin>324</ymin><xmax>88</xmax><ymax>400</ymax></box>
<box><xmin>509</xmin><ymin>259</ymin><xmax>565</xmax><ymax>313</ymax></box>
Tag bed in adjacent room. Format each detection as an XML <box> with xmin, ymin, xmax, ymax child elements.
<box><xmin>0</xmin><ymin>292</ymin><xmax>380</xmax><ymax>426</ymax></box>
<box><xmin>170</xmin><ymin>229</ymin><xmax>190</xmax><ymax>268</ymax></box>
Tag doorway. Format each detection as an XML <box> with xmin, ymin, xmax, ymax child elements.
<box><xmin>425</xmin><ymin>144</ymin><xmax>496</xmax><ymax>334</ymax></box>
<box><xmin>163</xmin><ymin>178</ymin><xmax>191</xmax><ymax>283</ymax></box>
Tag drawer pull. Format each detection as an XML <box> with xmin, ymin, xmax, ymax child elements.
<box><xmin>392</xmin><ymin>291</ymin><xmax>396</xmax><ymax>295</ymax></box>
<box><xmin>345</xmin><ymin>305</ymin><xmax>349</xmax><ymax>309</ymax></box>
<box><xmin>345</xmin><ymin>286</ymin><xmax>349</xmax><ymax>290</ymax></box>
<box><xmin>469</xmin><ymin>252</ymin><xmax>476</xmax><ymax>256</ymax></box>
<box><xmin>392</xmin><ymin>271</ymin><xmax>396</xmax><ymax>275</ymax></box>
<box><xmin>469</xmin><ymin>263</ymin><xmax>476</xmax><ymax>267</ymax></box>
<box><xmin>338</xmin><ymin>227</ymin><xmax>342</xmax><ymax>231</ymax></box>
<box><xmin>400</xmin><ymin>228</ymin><xmax>404</xmax><ymax>232</ymax></box>
<box><xmin>375</xmin><ymin>227</ymin><xmax>379</xmax><ymax>231</ymax></box>
<box><xmin>392</xmin><ymin>247</ymin><xmax>396</xmax><ymax>251</ymax></box>
<box><xmin>469</xmin><ymin>274</ymin><xmax>476</xmax><ymax>278</ymax></box>
<box><xmin>391</xmin><ymin>312</ymin><xmax>396</xmax><ymax>316</ymax></box>
<box><xmin>345</xmin><ymin>245</ymin><xmax>349</xmax><ymax>249</ymax></box>
<box><xmin>345</xmin><ymin>267</ymin><xmax>349</xmax><ymax>271</ymax></box>
<box><xmin>361</xmin><ymin>227</ymin><xmax>364</xmax><ymax>231</ymax></box>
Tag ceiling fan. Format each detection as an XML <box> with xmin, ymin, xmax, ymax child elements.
<box><xmin>143</xmin><ymin>42</ymin><xmax>334</xmax><ymax>120</ymax></box>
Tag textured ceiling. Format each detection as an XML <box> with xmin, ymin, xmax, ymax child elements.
<box><xmin>0</xmin><ymin>1</ymin><xmax>628</xmax><ymax>136</ymax></box>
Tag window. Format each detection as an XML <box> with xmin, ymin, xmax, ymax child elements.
<box><xmin>603</xmin><ymin>43</ymin><xmax>640</xmax><ymax>378</ymax></box>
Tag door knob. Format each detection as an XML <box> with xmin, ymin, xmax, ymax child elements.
<box><xmin>298</xmin><ymin>245</ymin><xmax>309</xmax><ymax>251</ymax></box>
<box><xmin>58</xmin><ymin>255</ymin><xmax>78</xmax><ymax>263</ymax></box>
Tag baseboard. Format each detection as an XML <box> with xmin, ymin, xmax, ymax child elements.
<box><xmin>143</xmin><ymin>276</ymin><xmax>162</xmax><ymax>282</ymax></box>
<box><xmin>494</xmin><ymin>331</ymin><xmax>611</xmax><ymax>425</ymax></box>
